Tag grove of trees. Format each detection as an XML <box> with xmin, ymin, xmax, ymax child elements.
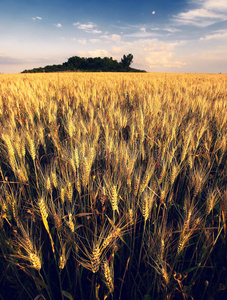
<box><xmin>22</xmin><ymin>54</ymin><xmax>145</xmax><ymax>73</ymax></box>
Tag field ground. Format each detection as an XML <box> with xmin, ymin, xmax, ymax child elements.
<box><xmin>0</xmin><ymin>72</ymin><xmax>227</xmax><ymax>299</ymax></box>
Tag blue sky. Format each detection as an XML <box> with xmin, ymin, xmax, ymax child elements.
<box><xmin>0</xmin><ymin>0</ymin><xmax>226</xmax><ymax>73</ymax></box>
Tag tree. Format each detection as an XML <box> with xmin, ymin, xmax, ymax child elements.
<box><xmin>22</xmin><ymin>54</ymin><xmax>147</xmax><ymax>73</ymax></box>
<box><xmin>121</xmin><ymin>54</ymin><xmax>133</xmax><ymax>68</ymax></box>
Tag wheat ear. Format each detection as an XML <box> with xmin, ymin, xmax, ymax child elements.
<box><xmin>38</xmin><ymin>197</ymin><xmax>55</xmax><ymax>253</ymax></box>
<box><xmin>91</xmin><ymin>243</ymin><xmax>101</xmax><ymax>273</ymax></box>
<box><xmin>101</xmin><ymin>258</ymin><xmax>114</xmax><ymax>293</ymax></box>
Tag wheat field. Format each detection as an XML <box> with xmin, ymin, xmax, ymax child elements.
<box><xmin>0</xmin><ymin>72</ymin><xmax>227</xmax><ymax>300</ymax></box>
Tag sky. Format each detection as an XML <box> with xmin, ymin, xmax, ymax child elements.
<box><xmin>0</xmin><ymin>0</ymin><xmax>227</xmax><ymax>73</ymax></box>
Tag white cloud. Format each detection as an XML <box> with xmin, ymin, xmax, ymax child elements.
<box><xmin>78</xmin><ymin>39</ymin><xmax>87</xmax><ymax>45</ymax></box>
<box><xmin>175</xmin><ymin>9</ymin><xmax>226</xmax><ymax>26</ymax></box>
<box><xmin>163</xmin><ymin>27</ymin><xmax>181</xmax><ymax>33</ymax></box>
<box><xmin>73</xmin><ymin>22</ymin><xmax>102</xmax><ymax>34</ymax></box>
<box><xmin>200</xmin><ymin>30</ymin><xmax>227</xmax><ymax>40</ymax></box>
<box><xmin>135</xmin><ymin>40</ymin><xmax>187</xmax><ymax>69</ymax></box>
<box><xmin>87</xmin><ymin>49</ymin><xmax>110</xmax><ymax>57</ymax></box>
<box><xmin>140</xmin><ymin>28</ymin><xmax>146</xmax><ymax>32</ymax></box>
<box><xmin>55</xmin><ymin>23</ymin><xmax>62</xmax><ymax>28</ymax></box>
<box><xmin>125</xmin><ymin>31</ymin><xmax>159</xmax><ymax>38</ymax></box>
<box><xmin>92</xmin><ymin>29</ymin><xmax>102</xmax><ymax>34</ymax></box>
<box><xmin>32</xmin><ymin>16</ymin><xmax>42</xmax><ymax>21</ymax></box>
<box><xmin>84</xmin><ymin>39</ymin><xmax>187</xmax><ymax>71</ymax></box>
<box><xmin>204</xmin><ymin>0</ymin><xmax>227</xmax><ymax>11</ymax></box>
<box><xmin>111</xmin><ymin>46</ymin><xmax>123</xmax><ymax>54</ymax></box>
<box><xmin>89</xmin><ymin>39</ymin><xmax>101</xmax><ymax>43</ymax></box>
<box><xmin>149</xmin><ymin>27</ymin><xmax>181</xmax><ymax>34</ymax></box>
<box><xmin>199</xmin><ymin>48</ymin><xmax>227</xmax><ymax>60</ymax></box>
<box><xmin>181</xmin><ymin>45</ymin><xmax>227</xmax><ymax>72</ymax></box>
<box><xmin>173</xmin><ymin>0</ymin><xmax>227</xmax><ymax>27</ymax></box>
<box><xmin>115</xmin><ymin>39</ymin><xmax>187</xmax><ymax>70</ymax></box>
<box><xmin>71</xmin><ymin>38</ymin><xmax>189</xmax><ymax>72</ymax></box>
<box><xmin>111</xmin><ymin>34</ymin><xmax>122</xmax><ymax>42</ymax></box>
<box><xmin>73</xmin><ymin>22</ymin><xmax>95</xmax><ymax>29</ymax></box>
<box><xmin>101</xmin><ymin>34</ymin><xmax>122</xmax><ymax>43</ymax></box>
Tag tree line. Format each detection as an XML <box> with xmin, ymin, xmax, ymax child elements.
<box><xmin>22</xmin><ymin>54</ymin><xmax>146</xmax><ymax>73</ymax></box>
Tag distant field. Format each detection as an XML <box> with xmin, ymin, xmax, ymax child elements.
<box><xmin>0</xmin><ymin>73</ymin><xmax>227</xmax><ymax>299</ymax></box>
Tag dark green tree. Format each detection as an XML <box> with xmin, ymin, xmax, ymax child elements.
<box><xmin>21</xmin><ymin>53</ymin><xmax>147</xmax><ymax>73</ymax></box>
<box><xmin>121</xmin><ymin>54</ymin><xmax>133</xmax><ymax>67</ymax></box>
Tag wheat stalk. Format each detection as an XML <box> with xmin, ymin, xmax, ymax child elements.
<box><xmin>101</xmin><ymin>258</ymin><xmax>114</xmax><ymax>293</ymax></box>
<box><xmin>91</xmin><ymin>243</ymin><xmax>101</xmax><ymax>273</ymax></box>
<box><xmin>177</xmin><ymin>231</ymin><xmax>192</xmax><ymax>254</ymax></box>
<box><xmin>74</xmin><ymin>147</ymin><xmax>80</xmax><ymax>169</ymax></box>
<box><xmin>46</xmin><ymin>176</ymin><xmax>52</xmax><ymax>193</ymax></box>
<box><xmin>206</xmin><ymin>188</ymin><xmax>219</xmax><ymax>215</ymax></box>
<box><xmin>110</xmin><ymin>185</ymin><xmax>118</xmax><ymax>212</ymax></box>
<box><xmin>81</xmin><ymin>156</ymin><xmax>90</xmax><ymax>188</ymax></box>
<box><xmin>2</xmin><ymin>133</ymin><xmax>16</xmax><ymax>172</ymax></box>
<box><xmin>51</xmin><ymin>170</ymin><xmax>58</xmax><ymax>188</ymax></box>
<box><xmin>38</xmin><ymin>197</ymin><xmax>55</xmax><ymax>253</ymax></box>
<box><xmin>67</xmin><ymin>212</ymin><xmax>75</xmax><ymax>233</ymax></box>
<box><xmin>16</xmin><ymin>223</ymin><xmax>42</xmax><ymax>271</ymax></box>
<box><xmin>101</xmin><ymin>227</ymin><xmax>121</xmax><ymax>252</ymax></box>
<box><xmin>170</xmin><ymin>162</ymin><xmax>179</xmax><ymax>186</ymax></box>
<box><xmin>26</xmin><ymin>132</ymin><xmax>36</xmax><ymax>161</ymax></box>
<box><xmin>29</xmin><ymin>252</ymin><xmax>42</xmax><ymax>271</ymax></box>
<box><xmin>139</xmin><ymin>165</ymin><xmax>154</xmax><ymax>196</ymax></box>
<box><xmin>67</xmin><ymin>182</ymin><xmax>73</xmax><ymax>203</ymax></box>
